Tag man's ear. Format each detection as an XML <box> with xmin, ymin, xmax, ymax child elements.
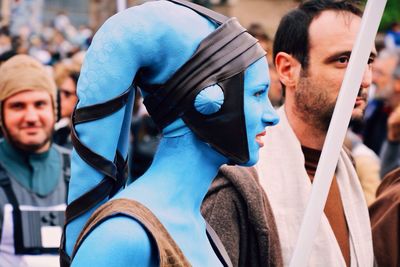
<box><xmin>275</xmin><ymin>52</ymin><xmax>301</xmax><ymax>90</ymax></box>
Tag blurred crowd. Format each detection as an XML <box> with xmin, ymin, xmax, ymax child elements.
<box><xmin>0</xmin><ymin>11</ymin><xmax>91</xmax><ymax>64</ymax></box>
<box><xmin>0</xmin><ymin>11</ymin><xmax>91</xmax><ymax>146</ymax></box>
<box><xmin>2</xmin><ymin>9</ymin><xmax>399</xmax><ymax>192</ymax></box>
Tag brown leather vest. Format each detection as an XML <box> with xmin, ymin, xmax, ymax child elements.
<box><xmin>72</xmin><ymin>198</ymin><xmax>191</xmax><ymax>266</ymax></box>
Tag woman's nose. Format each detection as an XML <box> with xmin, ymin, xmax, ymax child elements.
<box><xmin>262</xmin><ymin>99</ymin><xmax>279</xmax><ymax>126</ymax></box>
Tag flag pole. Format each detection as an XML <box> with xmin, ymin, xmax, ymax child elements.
<box><xmin>117</xmin><ymin>0</ymin><xmax>127</xmax><ymax>13</ymax></box>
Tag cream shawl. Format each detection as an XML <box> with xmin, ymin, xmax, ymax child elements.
<box><xmin>257</xmin><ymin>107</ymin><xmax>373</xmax><ymax>267</ymax></box>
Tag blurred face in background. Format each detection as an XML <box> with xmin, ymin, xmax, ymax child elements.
<box><xmin>59</xmin><ymin>75</ymin><xmax>77</xmax><ymax>118</ymax></box>
<box><xmin>372</xmin><ymin>56</ymin><xmax>398</xmax><ymax>96</ymax></box>
<box><xmin>0</xmin><ymin>34</ymin><xmax>12</xmax><ymax>54</ymax></box>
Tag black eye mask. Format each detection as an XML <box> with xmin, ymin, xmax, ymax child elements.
<box><xmin>139</xmin><ymin>0</ymin><xmax>266</xmax><ymax>164</ymax></box>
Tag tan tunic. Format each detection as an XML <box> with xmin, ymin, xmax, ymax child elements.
<box><xmin>302</xmin><ymin>146</ymin><xmax>350</xmax><ymax>267</ymax></box>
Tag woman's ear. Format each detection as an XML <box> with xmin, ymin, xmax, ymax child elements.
<box><xmin>275</xmin><ymin>52</ymin><xmax>301</xmax><ymax>91</ymax></box>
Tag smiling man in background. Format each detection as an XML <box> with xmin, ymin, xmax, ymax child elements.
<box><xmin>0</xmin><ymin>55</ymin><xmax>70</xmax><ymax>267</ymax></box>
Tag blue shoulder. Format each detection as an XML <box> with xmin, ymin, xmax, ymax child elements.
<box><xmin>71</xmin><ymin>216</ymin><xmax>157</xmax><ymax>267</ymax></box>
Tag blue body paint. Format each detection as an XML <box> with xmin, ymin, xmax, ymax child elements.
<box><xmin>67</xmin><ymin>1</ymin><xmax>279</xmax><ymax>266</ymax></box>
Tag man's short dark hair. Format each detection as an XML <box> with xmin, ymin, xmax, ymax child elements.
<box><xmin>273</xmin><ymin>0</ymin><xmax>363</xmax><ymax>70</ymax></box>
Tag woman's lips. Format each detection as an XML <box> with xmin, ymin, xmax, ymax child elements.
<box><xmin>256</xmin><ymin>131</ymin><xmax>266</xmax><ymax>147</ymax></box>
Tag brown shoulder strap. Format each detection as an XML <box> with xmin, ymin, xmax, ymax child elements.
<box><xmin>72</xmin><ymin>198</ymin><xmax>191</xmax><ymax>267</ymax></box>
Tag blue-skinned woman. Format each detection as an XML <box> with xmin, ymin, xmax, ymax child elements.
<box><xmin>60</xmin><ymin>1</ymin><xmax>279</xmax><ymax>266</ymax></box>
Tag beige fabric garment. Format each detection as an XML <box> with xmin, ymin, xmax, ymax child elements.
<box><xmin>256</xmin><ymin>107</ymin><xmax>373</xmax><ymax>267</ymax></box>
<box><xmin>351</xmin><ymin>145</ymin><xmax>381</xmax><ymax>205</ymax></box>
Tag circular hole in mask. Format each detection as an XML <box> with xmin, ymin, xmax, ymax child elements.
<box><xmin>194</xmin><ymin>84</ymin><xmax>224</xmax><ymax>115</ymax></box>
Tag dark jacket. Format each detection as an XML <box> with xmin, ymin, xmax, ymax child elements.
<box><xmin>362</xmin><ymin>99</ymin><xmax>390</xmax><ymax>155</ymax></box>
<box><xmin>369</xmin><ymin>167</ymin><xmax>400</xmax><ymax>267</ymax></box>
<box><xmin>201</xmin><ymin>165</ymin><xmax>283</xmax><ymax>267</ymax></box>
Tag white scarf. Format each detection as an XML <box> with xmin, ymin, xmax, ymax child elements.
<box><xmin>257</xmin><ymin>107</ymin><xmax>374</xmax><ymax>267</ymax></box>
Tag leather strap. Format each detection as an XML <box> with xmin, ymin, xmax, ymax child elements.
<box><xmin>206</xmin><ymin>222</ymin><xmax>233</xmax><ymax>267</ymax></box>
<box><xmin>0</xmin><ymin>162</ymin><xmax>24</xmax><ymax>253</ymax></box>
<box><xmin>74</xmin><ymin>88</ymin><xmax>131</xmax><ymax>124</ymax></box>
<box><xmin>61</xmin><ymin>151</ymin><xmax>71</xmax><ymax>199</ymax></box>
<box><xmin>142</xmin><ymin>19</ymin><xmax>246</xmax><ymax>109</ymax></box>
<box><xmin>70</xmin><ymin>125</ymin><xmax>117</xmax><ymax>180</ymax></box>
<box><xmin>66</xmin><ymin>86</ymin><xmax>132</xmax><ymax>224</ymax></box>
<box><xmin>143</xmin><ymin>17</ymin><xmax>264</xmax><ymax>128</ymax></box>
<box><xmin>60</xmin><ymin>86</ymin><xmax>131</xmax><ymax>267</ymax></box>
<box><xmin>167</xmin><ymin>0</ymin><xmax>228</xmax><ymax>25</ymax></box>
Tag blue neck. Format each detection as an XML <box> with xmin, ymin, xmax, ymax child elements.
<box><xmin>127</xmin><ymin>131</ymin><xmax>227</xmax><ymax>214</ymax></box>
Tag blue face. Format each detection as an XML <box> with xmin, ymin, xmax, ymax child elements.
<box><xmin>242</xmin><ymin>57</ymin><xmax>279</xmax><ymax>166</ymax></box>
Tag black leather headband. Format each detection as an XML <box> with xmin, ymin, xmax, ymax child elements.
<box><xmin>142</xmin><ymin>18</ymin><xmax>265</xmax><ymax>128</ymax></box>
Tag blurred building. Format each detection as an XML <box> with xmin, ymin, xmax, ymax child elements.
<box><xmin>44</xmin><ymin>0</ymin><xmax>90</xmax><ymax>29</ymax></box>
<box><xmin>1</xmin><ymin>0</ymin><xmax>297</xmax><ymax>37</ymax></box>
